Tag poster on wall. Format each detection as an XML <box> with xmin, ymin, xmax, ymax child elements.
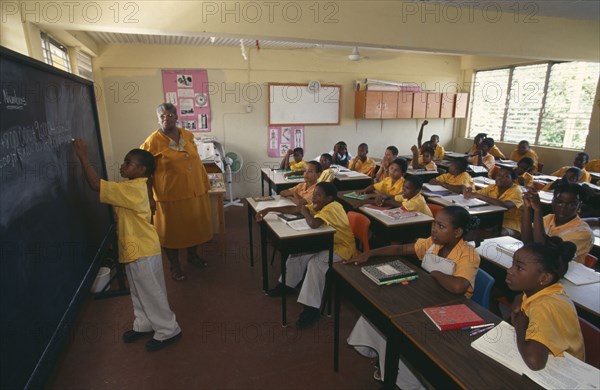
<box><xmin>161</xmin><ymin>69</ymin><xmax>211</xmax><ymax>132</ymax></box>
<box><xmin>267</xmin><ymin>126</ymin><xmax>305</xmax><ymax>157</ymax></box>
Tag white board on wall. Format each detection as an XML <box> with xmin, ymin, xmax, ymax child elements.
<box><xmin>268</xmin><ymin>83</ymin><xmax>341</xmax><ymax>126</ymax></box>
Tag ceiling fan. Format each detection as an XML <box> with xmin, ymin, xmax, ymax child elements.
<box><xmin>348</xmin><ymin>47</ymin><xmax>364</xmax><ymax>61</ymax></box>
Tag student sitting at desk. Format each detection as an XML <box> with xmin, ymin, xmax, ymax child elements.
<box><xmin>507</xmin><ymin>238</ymin><xmax>584</xmax><ymax>370</ymax></box>
<box><xmin>468</xmin><ymin>138</ymin><xmax>496</xmax><ymax>173</ymax></box>
<box><xmin>411</xmin><ymin>144</ymin><xmax>437</xmax><ymax>171</ymax></box>
<box><xmin>510</xmin><ymin>140</ymin><xmax>539</xmax><ymax>172</ymax></box>
<box><xmin>317</xmin><ymin>153</ymin><xmax>335</xmax><ymax>183</ymax></box>
<box><xmin>347</xmin><ymin>206</ymin><xmax>480</xmax><ymax>388</ymax></box>
<box><xmin>429</xmin><ymin>157</ymin><xmax>474</xmax><ymax>194</ymax></box>
<box><xmin>357</xmin><ymin>158</ymin><xmax>407</xmax><ymax>204</ymax></box>
<box><xmin>348</xmin><ymin>143</ymin><xmax>376</xmax><ymax>175</ymax></box>
<box><xmin>542</xmin><ymin>167</ymin><xmax>581</xmax><ymax>192</ymax></box>
<box><xmin>552</xmin><ymin>152</ymin><xmax>591</xmax><ymax>183</ymax></box>
<box><xmin>464</xmin><ymin>166</ymin><xmax>523</xmax><ymax>237</ymax></box>
<box><xmin>280</xmin><ymin>147</ymin><xmax>305</xmax><ymax>171</ymax></box>
<box><xmin>429</xmin><ymin>134</ymin><xmax>445</xmax><ymax>160</ymax></box>
<box><xmin>374</xmin><ymin>145</ymin><xmax>399</xmax><ymax>182</ymax></box>
<box><xmin>255</xmin><ymin>182</ymin><xmax>355</xmax><ymax>328</ymax></box>
<box><xmin>515</xmin><ymin>157</ymin><xmax>535</xmax><ymax>187</ymax></box>
<box><xmin>279</xmin><ymin>161</ymin><xmax>322</xmax><ymax>206</ymax></box>
<box><xmin>467</xmin><ymin>133</ymin><xmax>506</xmax><ymax>159</ymax></box>
<box><xmin>330</xmin><ymin>141</ymin><xmax>352</xmax><ymax>167</ymax></box>
<box><xmin>384</xmin><ymin>175</ymin><xmax>433</xmax><ymax>217</ymax></box>
<box><xmin>521</xmin><ymin>183</ymin><xmax>593</xmax><ymax>264</ymax></box>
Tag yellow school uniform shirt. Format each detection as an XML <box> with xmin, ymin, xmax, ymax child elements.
<box><xmin>469</xmin><ymin>154</ymin><xmax>495</xmax><ymax>172</ymax></box>
<box><xmin>432</xmin><ymin>145</ymin><xmax>445</xmax><ymax>160</ymax></box>
<box><xmin>489</xmin><ymin>145</ymin><xmax>506</xmax><ymax>159</ymax></box>
<box><xmin>318</xmin><ymin>168</ymin><xmax>335</xmax><ymax>183</ymax></box>
<box><xmin>436</xmin><ymin>171</ymin><xmax>474</xmax><ymax>190</ymax></box>
<box><xmin>349</xmin><ymin>158</ymin><xmax>376</xmax><ymax>175</ymax></box>
<box><xmin>510</xmin><ymin>149</ymin><xmax>539</xmax><ymax>171</ymax></box>
<box><xmin>543</xmin><ymin>214</ymin><xmax>593</xmax><ymax>264</ymax></box>
<box><xmin>393</xmin><ymin>193</ymin><xmax>433</xmax><ymax>217</ymax></box>
<box><xmin>289</xmin><ymin>182</ymin><xmax>317</xmax><ymax>205</ymax></box>
<box><xmin>516</xmin><ymin>171</ymin><xmax>534</xmax><ymax>187</ymax></box>
<box><xmin>585</xmin><ymin>159</ymin><xmax>600</xmax><ymax>173</ymax></box>
<box><xmin>415</xmin><ymin>237</ymin><xmax>480</xmax><ymax>298</ymax></box>
<box><xmin>290</xmin><ymin>160</ymin><xmax>306</xmax><ymax>171</ymax></box>
<box><xmin>476</xmin><ymin>184</ymin><xmax>523</xmax><ymax>232</ymax></box>
<box><xmin>373</xmin><ymin>176</ymin><xmax>405</xmax><ymax>196</ymax></box>
<box><xmin>307</xmin><ymin>201</ymin><xmax>356</xmax><ymax>260</ymax></box>
<box><xmin>417</xmin><ymin>155</ymin><xmax>438</xmax><ymax>171</ymax></box>
<box><xmin>100</xmin><ymin>178</ymin><xmax>161</xmax><ymax>263</ymax></box>
<box><xmin>551</xmin><ymin>166</ymin><xmax>591</xmax><ymax>183</ymax></box>
<box><xmin>520</xmin><ymin>283</ymin><xmax>584</xmax><ymax>361</ymax></box>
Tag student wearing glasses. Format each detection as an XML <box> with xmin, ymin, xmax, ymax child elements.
<box><xmin>521</xmin><ymin>183</ymin><xmax>593</xmax><ymax>264</ymax></box>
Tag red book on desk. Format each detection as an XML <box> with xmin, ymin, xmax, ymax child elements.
<box><xmin>423</xmin><ymin>304</ymin><xmax>484</xmax><ymax>331</ymax></box>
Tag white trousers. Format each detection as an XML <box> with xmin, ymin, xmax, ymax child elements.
<box><xmin>125</xmin><ymin>254</ymin><xmax>181</xmax><ymax>341</ymax></box>
<box><xmin>347</xmin><ymin>316</ymin><xmax>425</xmax><ymax>390</ymax></box>
<box><xmin>279</xmin><ymin>250</ymin><xmax>341</xmax><ymax>309</ymax></box>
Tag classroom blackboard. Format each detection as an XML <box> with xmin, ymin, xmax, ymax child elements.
<box><xmin>268</xmin><ymin>83</ymin><xmax>341</xmax><ymax>126</ymax></box>
<box><xmin>0</xmin><ymin>46</ymin><xmax>114</xmax><ymax>389</ymax></box>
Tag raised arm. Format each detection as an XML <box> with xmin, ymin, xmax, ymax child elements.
<box><xmin>279</xmin><ymin>149</ymin><xmax>293</xmax><ymax>170</ymax></box>
<box><xmin>417</xmin><ymin>120</ymin><xmax>428</xmax><ymax>148</ymax></box>
<box><xmin>73</xmin><ymin>139</ymin><xmax>101</xmax><ymax>192</ymax></box>
<box><xmin>521</xmin><ymin>191</ymin><xmax>545</xmax><ymax>244</ymax></box>
<box><xmin>411</xmin><ymin>145</ymin><xmax>420</xmax><ymax>169</ymax></box>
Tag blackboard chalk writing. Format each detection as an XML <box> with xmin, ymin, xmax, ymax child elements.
<box><xmin>2</xmin><ymin>88</ymin><xmax>27</xmax><ymax>109</ymax></box>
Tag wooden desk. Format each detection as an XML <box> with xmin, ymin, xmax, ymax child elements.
<box><xmin>358</xmin><ymin>205</ymin><xmax>433</xmax><ymax>245</ymax></box>
<box><xmin>247</xmin><ymin>197</ymin><xmax>335</xmax><ymax>326</ymax></box>
<box><xmin>437</xmin><ymin>159</ymin><xmax>489</xmax><ymax>178</ymax></box>
<box><xmin>477</xmin><ymin>238</ymin><xmax>600</xmax><ymax>323</ymax></box>
<box><xmin>393</xmin><ymin>299</ymin><xmax>540</xmax><ymax>389</ymax></box>
<box><xmin>444</xmin><ymin>151</ymin><xmax>469</xmax><ymax>160</ymax></box>
<box><xmin>208</xmin><ymin>173</ymin><xmax>226</xmax><ymax>254</ymax></box>
<box><xmin>260</xmin><ymin>168</ymin><xmax>304</xmax><ymax>195</ymax></box>
<box><xmin>333</xmin><ymin>172</ymin><xmax>373</xmax><ymax>191</ymax></box>
<box><xmin>333</xmin><ymin>257</ymin><xmax>462</xmax><ymax>389</ymax></box>
<box><xmin>405</xmin><ymin>167</ymin><xmax>440</xmax><ymax>183</ymax></box>
<box><xmin>427</xmin><ymin>196</ymin><xmax>506</xmax><ymax>235</ymax></box>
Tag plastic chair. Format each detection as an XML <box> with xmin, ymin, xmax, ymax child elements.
<box><xmin>472</xmin><ymin>268</ymin><xmax>495</xmax><ymax>309</ymax></box>
<box><xmin>347</xmin><ymin>211</ymin><xmax>371</xmax><ymax>253</ymax></box>
<box><xmin>584</xmin><ymin>254</ymin><xmax>598</xmax><ymax>269</ymax></box>
<box><xmin>427</xmin><ymin>203</ymin><xmax>444</xmax><ymax>218</ymax></box>
<box><xmin>579</xmin><ymin>317</ymin><xmax>600</xmax><ymax>368</ymax></box>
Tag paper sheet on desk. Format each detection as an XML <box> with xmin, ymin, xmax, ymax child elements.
<box><xmin>254</xmin><ymin>199</ymin><xmax>295</xmax><ymax>211</ymax></box>
<box><xmin>469</xmin><ymin>165</ymin><xmax>489</xmax><ymax>173</ymax></box>
<box><xmin>444</xmin><ymin>195</ymin><xmax>488</xmax><ymax>208</ymax></box>
<box><xmin>423</xmin><ymin>184</ymin><xmax>448</xmax><ymax>192</ymax></box>
<box><xmin>472</xmin><ymin>321</ymin><xmax>600</xmax><ymax>389</ymax></box>
<box><xmin>564</xmin><ymin>262</ymin><xmax>600</xmax><ymax>285</ymax></box>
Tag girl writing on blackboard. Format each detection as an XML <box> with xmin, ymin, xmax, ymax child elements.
<box><xmin>73</xmin><ymin>139</ymin><xmax>181</xmax><ymax>352</ymax></box>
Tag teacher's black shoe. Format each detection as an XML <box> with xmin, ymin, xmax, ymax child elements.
<box><xmin>122</xmin><ymin>329</ymin><xmax>153</xmax><ymax>343</ymax></box>
<box><xmin>145</xmin><ymin>332</ymin><xmax>182</xmax><ymax>352</ymax></box>
<box><xmin>295</xmin><ymin>306</ymin><xmax>320</xmax><ymax>329</ymax></box>
<box><xmin>267</xmin><ymin>283</ymin><xmax>296</xmax><ymax>297</ymax></box>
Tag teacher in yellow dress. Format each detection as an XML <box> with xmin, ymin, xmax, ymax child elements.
<box><xmin>141</xmin><ymin>102</ymin><xmax>212</xmax><ymax>281</ymax></box>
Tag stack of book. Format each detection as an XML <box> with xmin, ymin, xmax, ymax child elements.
<box><xmin>423</xmin><ymin>304</ymin><xmax>485</xmax><ymax>331</ymax></box>
<box><xmin>361</xmin><ymin>260</ymin><xmax>418</xmax><ymax>286</ymax></box>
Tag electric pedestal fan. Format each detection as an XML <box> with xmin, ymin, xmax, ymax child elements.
<box><xmin>223</xmin><ymin>151</ymin><xmax>244</xmax><ymax>207</ymax></box>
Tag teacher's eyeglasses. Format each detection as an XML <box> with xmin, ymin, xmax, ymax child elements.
<box><xmin>159</xmin><ymin>114</ymin><xmax>175</xmax><ymax>119</ymax></box>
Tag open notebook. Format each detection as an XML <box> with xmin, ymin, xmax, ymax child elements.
<box><xmin>444</xmin><ymin>194</ymin><xmax>488</xmax><ymax>208</ymax></box>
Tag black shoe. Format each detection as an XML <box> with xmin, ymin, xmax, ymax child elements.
<box><xmin>295</xmin><ymin>306</ymin><xmax>320</xmax><ymax>329</ymax></box>
<box><xmin>122</xmin><ymin>329</ymin><xmax>153</xmax><ymax>343</ymax></box>
<box><xmin>267</xmin><ymin>283</ymin><xmax>296</xmax><ymax>297</ymax></box>
<box><xmin>145</xmin><ymin>332</ymin><xmax>182</xmax><ymax>352</ymax></box>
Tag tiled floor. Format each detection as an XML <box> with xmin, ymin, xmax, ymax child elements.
<box><xmin>47</xmin><ymin>203</ymin><xmax>381</xmax><ymax>389</ymax></box>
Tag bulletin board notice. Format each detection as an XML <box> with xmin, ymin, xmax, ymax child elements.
<box><xmin>162</xmin><ymin>69</ymin><xmax>211</xmax><ymax>132</ymax></box>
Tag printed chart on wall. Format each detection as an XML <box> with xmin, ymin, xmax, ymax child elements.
<box><xmin>162</xmin><ymin>69</ymin><xmax>211</xmax><ymax>132</ymax></box>
<box><xmin>267</xmin><ymin>126</ymin><xmax>305</xmax><ymax>157</ymax></box>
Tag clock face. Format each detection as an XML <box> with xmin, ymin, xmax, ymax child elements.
<box><xmin>195</xmin><ymin>93</ymin><xmax>208</xmax><ymax>107</ymax></box>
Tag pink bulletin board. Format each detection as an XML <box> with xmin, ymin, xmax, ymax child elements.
<box><xmin>162</xmin><ymin>69</ymin><xmax>211</xmax><ymax>132</ymax></box>
<box><xmin>267</xmin><ymin>126</ymin><xmax>305</xmax><ymax>157</ymax></box>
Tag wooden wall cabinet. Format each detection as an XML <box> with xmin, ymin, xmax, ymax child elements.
<box><xmin>355</xmin><ymin>90</ymin><xmax>469</xmax><ymax>119</ymax></box>
<box><xmin>355</xmin><ymin>91</ymin><xmax>398</xmax><ymax>119</ymax></box>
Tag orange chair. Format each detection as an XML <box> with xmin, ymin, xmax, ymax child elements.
<box><xmin>584</xmin><ymin>254</ymin><xmax>598</xmax><ymax>269</ymax></box>
<box><xmin>489</xmin><ymin>165</ymin><xmax>500</xmax><ymax>180</ymax></box>
<box><xmin>579</xmin><ymin>317</ymin><xmax>600</xmax><ymax>369</ymax></box>
<box><xmin>347</xmin><ymin>211</ymin><xmax>371</xmax><ymax>253</ymax></box>
<box><xmin>427</xmin><ymin>203</ymin><xmax>443</xmax><ymax>218</ymax></box>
